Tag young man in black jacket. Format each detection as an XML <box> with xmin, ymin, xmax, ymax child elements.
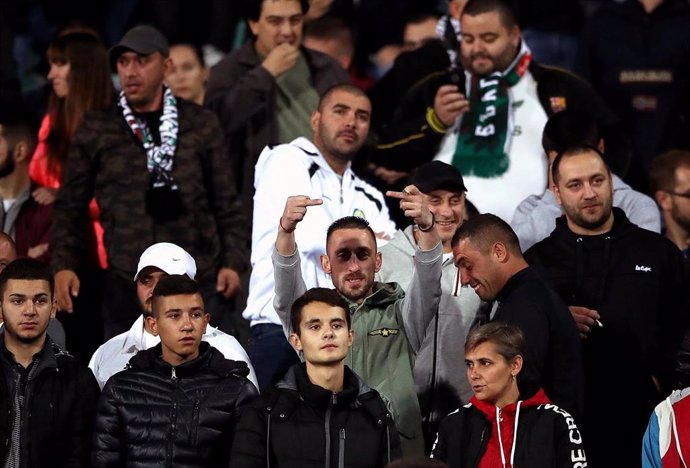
<box><xmin>0</xmin><ymin>258</ymin><xmax>100</xmax><ymax>467</ymax></box>
<box><xmin>525</xmin><ymin>145</ymin><xmax>689</xmax><ymax>468</ymax></box>
<box><xmin>231</xmin><ymin>287</ymin><xmax>402</xmax><ymax>467</ymax></box>
<box><xmin>91</xmin><ymin>275</ymin><xmax>257</xmax><ymax>468</ymax></box>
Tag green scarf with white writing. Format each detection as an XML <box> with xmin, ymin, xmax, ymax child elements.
<box><xmin>451</xmin><ymin>43</ymin><xmax>532</xmax><ymax>178</ymax></box>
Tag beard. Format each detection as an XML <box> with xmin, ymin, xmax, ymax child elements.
<box><xmin>0</xmin><ymin>154</ymin><xmax>15</xmax><ymax>178</ymax></box>
<box><xmin>671</xmin><ymin>203</ymin><xmax>690</xmax><ymax>233</ymax></box>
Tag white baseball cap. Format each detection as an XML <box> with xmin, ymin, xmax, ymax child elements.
<box><xmin>134</xmin><ymin>243</ymin><xmax>197</xmax><ymax>281</ymax></box>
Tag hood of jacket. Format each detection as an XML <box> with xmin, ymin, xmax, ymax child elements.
<box><xmin>127</xmin><ymin>341</ymin><xmax>250</xmax><ymax>379</ymax></box>
<box><xmin>470</xmin><ymin>388</ymin><xmax>551</xmax><ymax>421</ymax></box>
<box><xmin>349</xmin><ymin>281</ymin><xmax>406</xmax><ymax>314</ymax></box>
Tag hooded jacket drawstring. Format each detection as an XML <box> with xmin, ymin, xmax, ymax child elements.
<box><xmin>496</xmin><ymin>401</ymin><xmax>522</xmax><ymax>468</ymax></box>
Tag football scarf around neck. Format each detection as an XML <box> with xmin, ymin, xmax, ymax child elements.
<box><xmin>119</xmin><ymin>86</ymin><xmax>179</xmax><ymax>189</ymax></box>
<box><xmin>451</xmin><ymin>42</ymin><xmax>532</xmax><ymax>178</ymax></box>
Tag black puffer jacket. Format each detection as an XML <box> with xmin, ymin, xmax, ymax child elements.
<box><xmin>230</xmin><ymin>363</ymin><xmax>402</xmax><ymax>468</ymax></box>
<box><xmin>0</xmin><ymin>335</ymin><xmax>100</xmax><ymax>468</ymax></box>
<box><xmin>91</xmin><ymin>342</ymin><xmax>258</xmax><ymax>468</ymax></box>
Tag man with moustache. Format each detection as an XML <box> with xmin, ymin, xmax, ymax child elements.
<box><xmin>525</xmin><ymin>145</ymin><xmax>688</xmax><ymax>468</ymax></box>
<box><xmin>271</xmin><ymin>185</ymin><xmax>442</xmax><ymax>456</ymax></box>
<box><xmin>205</xmin><ymin>0</ymin><xmax>349</xmax><ymax>220</ymax></box>
<box><xmin>373</xmin><ymin>0</ymin><xmax>627</xmax><ymax>222</ymax></box>
<box><xmin>51</xmin><ymin>25</ymin><xmax>248</xmax><ymax>339</ymax></box>
<box><xmin>245</xmin><ymin>84</ymin><xmax>396</xmax><ymax>391</ymax></box>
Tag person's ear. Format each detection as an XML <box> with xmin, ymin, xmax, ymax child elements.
<box><xmin>13</xmin><ymin>141</ymin><xmax>30</xmax><ymax>164</ymax></box>
<box><xmin>50</xmin><ymin>297</ymin><xmax>57</xmax><ymax>319</ymax></box>
<box><xmin>310</xmin><ymin>110</ymin><xmax>321</xmax><ymax>133</ymax></box>
<box><xmin>511</xmin><ymin>355</ymin><xmax>523</xmax><ymax>376</ymax></box>
<box><xmin>320</xmin><ymin>254</ymin><xmax>331</xmax><ymax>274</ymax></box>
<box><xmin>374</xmin><ymin>252</ymin><xmax>382</xmax><ymax>272</ymax></box>
<box><xmin>655</xmin><ymin>190</ymin><xmax>671</xmax><ymax>212</ymax></box>
<box><xmin>492</xmin><ymin>242</ymin><xmax>508</xmax><ymax>262</ymax></box>
<box><xmin>145</xmin><ymin>315</ymin><xmax>158</xmax><ymax>336</ymax></box>
<box><xmin>288</xmin><ymin>332</ymin><xmax>302</xmax><ymax>351</ymax></box>
<box><xmin>347</xmin><ymin>328</ymin><xmax>354</xmax><ymax>347</ymax></box>
<box><xmin>554</xmin><ymin>184</ymin><xmax>563</xmax><ymax>206</ymax></box>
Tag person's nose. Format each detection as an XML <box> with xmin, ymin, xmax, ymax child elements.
<box><xmin>583</xmin><ymin>182</ymin><xmax>596</xmax><ymax>199</ymax></box>
<box><xmin>459</xmin><ymin>269</ymin><xmax>470</xmax><ymax>286</ymax></box>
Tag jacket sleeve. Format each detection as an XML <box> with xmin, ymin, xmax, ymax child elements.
<box><xmin>381</xmin><ymin>415</ymin><xmax>403</xmax><ymax>465</ymax></box>
<box><xmin>91</xmin><ymin>379</ymin><xmax>125</xmax><ymax>468</ymax></box>
<box><xmin>199</xmin><ymin>109</ymin><xmax>250</xmax><ymax>273</ymax></box>
<box><xmin>551</xmin><ymin>406</ymin><xmax>588</xmax><ymax>468</ymax></box>
<box><xmin>272</xmin><ymin>246</ymin><xmax>308</xmax><ymax>337</ymax></box>
<box><xmin>430</xmin><ymin>415</ymin><xmax>451</xmax><ymax>462</ymax></box>
<box><xmin>397</xmin><ymin>241</ymin><xmax>443</xmax><ymax>353</ymax></box>
<box><xmin>205</xmin><ymin>55</ymin><xmax>276</xmax><ymax>137</ymax></box>
<box><xmin>64</xmin><ymin>368</ymin><xmax>100</xmax><ymax>468</ymax></box>
<box><xmin>642</xmin><ymin>410</ymin><xmax>662</xmax><ymax>468</ymax></box>
<box><xmin>229</xmin><ymin>403</ymin><xmax>270</xmax><ymax>468</ymax></box>
<box><xmin>372</xmin><ymin>72</ymin><xmax>450</xmax><ymax>172</ymax></box>
<box><xmin>51</xmin><ymin>117</ymin><xmax>97</xmax><ymax>272</ymax></box>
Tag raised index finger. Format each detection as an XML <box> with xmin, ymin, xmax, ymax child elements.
<box><xmin>302</xmin><ymin>198</ymin><xmax>323</xmax><ymax>206</ymax></box>
<box><xmin>386</xmin><ymin>190</ymin><xmax>407</xmax><ymax>200</ymax></box>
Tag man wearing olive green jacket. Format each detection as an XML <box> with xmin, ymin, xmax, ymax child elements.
<box><xmin>271</xmin><ymin>186</ymin><xmax>442</xmax><ymax>457</ymax></box>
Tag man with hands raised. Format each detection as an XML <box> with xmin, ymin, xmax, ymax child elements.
<box><xmin>244</xmin><ymin>84</ymin><xmax>396</xmax><ymax>392</ymax></box>
<box><xmin>272</xmin><ymin>185</ymin><xmax>443</xmax><ymax>456</ymax></box>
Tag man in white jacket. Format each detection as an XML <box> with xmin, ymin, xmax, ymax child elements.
<box><xmin>244</xmin><ymin>84</ymin><xmax>396</xmax><ymax>390</ymax></box>
<box><xmin>89</xmin><ymin>242</ymin><xmax>256</xmax><ymax>389</ymax></box>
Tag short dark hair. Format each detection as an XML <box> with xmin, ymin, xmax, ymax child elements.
<box><xmin>304</xmin><ymin>15</ymin><xmax>354</xmax><ymax>63</ymax></box>
<box><xmin>326</xmin><ymin>216</ymin><xmax>376</xmax><ymax>247</ymax></box>
<box><xmin>244</xmin><ymin>0</ymin><xmax>310</xmax><ymax>22</ymax></box>
<box><xmin>318</xmin><ymin>84</ymin><xmax>368</xmax><ymax>112</ymax></box>
<box><xmin>451</xmin><ymin>213</ymin><xmax>521</xmax><ymax>256</ymax></box>
<box><xmin>462</xmin><ymin>0</ymin><xmax>517</xmax><ymax>29</ymax></box>
<box><xmin>551</xmin><ymin>144</ymin><xmax>610</xmax><ymax>186</ymax></box>
<box><xmin>0</xmin><ymin>258</ymin><xmax>54</xmax><ymax>297</ymax></box>
<box><xmin>290</xmin><ymin>287</ymin><xmax>350</xmax><ymax>336</ymax></box>
<box><xmin>649</xmin><ymin>149</ymin><xmax>690</xmax><ymax>193</ymax></box>
<box><xmin>151</xmin><ymin>274</ymin><xmax>201</xmax><ymax>316</ymax></box>
<box><xmin>465</xmin><ymin>322</ymin><xmax>525</xmax><ymax>363</ymax></box>
<box><xmin>0</xmin><ymin>112</ymin><xmax>37</xmax><ymax>158</ymax></box>
<box><xmin>542</xmin><ymin>109</ymin><xmax>599</xmax><ymax>156</ymax></box>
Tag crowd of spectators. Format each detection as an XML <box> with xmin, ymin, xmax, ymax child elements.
<box><xmin>1</xmin><ymin>0</ymin><xmax>690</xmax><ymax>466</ymax></box>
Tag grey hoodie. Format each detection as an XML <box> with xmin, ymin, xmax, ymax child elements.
<box><xmin>378</xmin><ymin>226</ymin><xmax>487</xmax><ymax>422</ymax></box>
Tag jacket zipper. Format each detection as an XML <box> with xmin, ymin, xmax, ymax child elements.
<box><xmin>167</xmin><ymin>367</ymin><xmax>178</xmax><ymax>468</ymax></box>
<box><xmin>338</xmin><ymin>428</ymin><xmax>346</xmax><ymax>468</ymax></box>
<box><xmin>324</xmin><ymin>393</ymin><xmax>336</xmax><ymax>468</ymax></box>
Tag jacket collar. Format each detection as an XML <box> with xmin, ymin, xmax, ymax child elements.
<box><xmin>0</xmin><ymin>333</ymin><xmax>61</xmax><ymax>376</ymax></box>
<box><xmin>554</xmin><ymin>207</ymin><xmax>633</xmax><ymax>242</ymax></box>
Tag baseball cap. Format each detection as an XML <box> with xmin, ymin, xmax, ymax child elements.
<box><xmin>110</xmin><ymin>25</ymin><xmax>170</xmax><ymax>64</ymax></box>
<box><xmin>134</xmin><ymin>243</ymin><xmax>196</xmax><ymax>281</ymax></box>
<box><xmin>410</xmin><ymin>161</ymin><xmax>467</xmax><ymax>194</ymax></box>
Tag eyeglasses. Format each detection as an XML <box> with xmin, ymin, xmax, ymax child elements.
<box><xmin>665</xmin><ymin>190</ymin><xmax>690</xmax><ymax>199</ymax></box>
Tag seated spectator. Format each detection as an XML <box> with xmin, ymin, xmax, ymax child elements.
<box><xmin>377</xmin><ymin>161</ymin><xmax>487</xmax><ymax>447</ymax></box>
<box><xmin>165</xmin><ymin>43</ymin><xmax>209</xmax><ymax>105</ymax></box>
<box><xmin>452</xmin><ymin>213</ymin><xmax>584</xmax><ymax>420</ymax></box>
<box><xmin>303</xmin><ymin>15</ymin><xmax>355</xmax><ymax>71</ymax></box>
<box><xmin>89</xmin><ymin>242</ymin><xmax>257</xmax><ymax>389</ymax></box>
<box><xmin>643</xmin><ymin>387</ymin><xmax>690</xmax><ymax>468</ymax></box>
<box><xmin>0</xmin><ymin>112</ymin><xmax>52</xmax><ymax>263</ymax></box>
<box><xmin>272</xmin><ymin>190</ymin><xmax>443</xmax><ymax>456</ymax></box>
<box><xmin>432</xmin><ymin>322</ymin><xmax>587</xmax><ymax>467</ymax></box>
<box><xmin>650</xmin><ymin>149</ymin><xmax>690</xmax><ymax>258</ymax></box>
<box><xmin>231</xmin><ymin>288</ymin><xmax>402</xmax><ymax>467</ymax></box>
<box><xmin>91</xmin><ymin>275</ymin><xmax>258</xmax><ymax>467</ymax></box>
<box><xmin>244</xmin><ymin>84</ymin><xmax>395</xmax><ymax>392</ymax></box>
<box><xmin>512</xmin><ymin>109</ymin><xmax>659</xmax><ymax>251</ymax></box>
<box><xmin>373</xmin><ymin>0</ymin><xmax>628</xmax><ymax>222</ymax></box>
<box><xmin>205</xmin><ymin>0</ymin><xmax>349</xmax><ymax>221</ymax></box>
<box><xmin>0</xmin><ymin>258</ymin><xmax>100</xmax><ymax>467</ymax></box>
<box><xmin>0</xmin><ymin>233</ymin><xmax>66</xmax><ymax>348</ymax></box>
<box><xmin>402</xmin><ymin>13</ymin><xmax>441</xmax><ymax>51</ymax></box>
<box><xmin>578</xmin><ymin>0</ymin><xmax>690</xmax><ymax>193</ymax></box>
<box><xmin>525</xmin><ymin>145</ymin><xmax>688</xmax><ymax>468</ymax></box>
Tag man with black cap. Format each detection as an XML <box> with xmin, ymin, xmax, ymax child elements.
<box><xmin>377</xmin><ymin>160</ymin><xmax>487</xmax><ymax>449</ymax></box>
<box><xmin>51</xmin><ymin>25</ymin><xmax>248</xmax><ymax>339</ymax></box>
